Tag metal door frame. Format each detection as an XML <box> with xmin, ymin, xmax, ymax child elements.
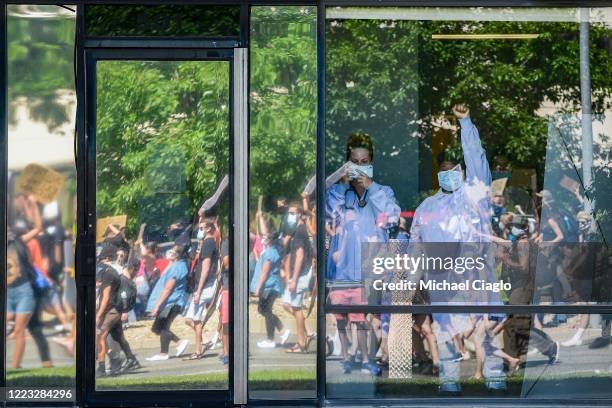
<box><xmin>77</xmin><ymin>46</ymin><xmax>248</xmax><ymax>408</ymax></box>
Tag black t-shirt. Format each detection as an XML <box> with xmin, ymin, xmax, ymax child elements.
<box><xmin>220</xmin><ymin>239</ymin><xmax>229</xmax><ymax>289</ymax></box>
<box><xmin>99</xmin><ymin>264</ymin><xmax>121</xmax><ymax>311</ymax></box>
<box><xmin>192</xmin><ymin>237</ymin><xmax>218</xmax><ymax>291</ymax></box>
<box><xmin>289</xmin><ymin>223</ymin><xmax>312</xmax><ymax>277</ymax></box>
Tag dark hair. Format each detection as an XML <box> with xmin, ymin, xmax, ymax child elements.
<box><xmin>144</xmin><ymin>242</ymin><xmax>158</xmax><ymax>254</ymax></box>
<box><xmin>346</xmin><ymin>132</ymin><xmax>374</xmax><ymax>161</ymax></box>
<box><xmin>438</xmin><ymin>160</ymin><xmax>458</xmax><ymax>172</ymax></box>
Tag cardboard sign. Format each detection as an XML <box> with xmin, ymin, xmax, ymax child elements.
<box><xmin>15</xmin><ymin>163</ymin><xmax>65</xmax><ymax>204</ymax></box>
<box><xmin>96</xmin><ymin>215</ymin><xmax>127</xmax><ymax>243</ymax></box>
<box><xmin>491</xmin><ymin>177</ymin><xmax>508</xmax><ymax>196</ymax></box>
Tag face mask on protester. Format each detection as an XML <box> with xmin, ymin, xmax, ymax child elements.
<box><xmin>438</xmin><ymin>164</ymin><xmax>463</xmax><ymax>192</ymax></box>
<box><xmin>287</xmin><ymin>212</ymin><xmax>298</xmax><ymax>226</ymax></box>
<box><xmin>509</xmin><ymin>226</ymin><xmax>526</xmax><ymax>242</ymax></box>
<box><xmin>196</xmin><ymin>228</ymin><xmax>205</xmax><ymax>240</ymax></box>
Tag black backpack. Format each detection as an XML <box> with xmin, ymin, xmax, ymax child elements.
<box><xmin>115</xmin><ymin>274</ymin><xmax>137</xmax><ymax>313</ymax></box>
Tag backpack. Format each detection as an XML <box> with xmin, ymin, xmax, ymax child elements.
<box><xmin>115</xmin><ymin>274</ymin><xmax>137</xmax><ymax>313</ymax></box>
<box><xmin>556</xmin><ymin>208</ymin><xmax>580</xmax><ymax>242</ymax></box>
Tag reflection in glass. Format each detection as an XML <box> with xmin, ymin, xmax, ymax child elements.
<box><xmin>94</xmin><ymin>60</ymin><xmax>230</xmax><ymax>390</ymax></box>
<box><xmin>6</xmin><ymin>5</ymin><xmax>77</xmax><ymax>394</ymax></box>
<box><xmin>248</xmin><ymin>6</ymin><xmax>318</xmax><ymax>399</ymax></box>
<box><xmin>85</xmin><ymin>5</ymin><xmax>240</xmax><ymax>37</ymax></box>
<box><xmin>326</xmin><ymin>313</ymin><xmax>612</xmax><ymax>398</ymax></box>
<box><xmin>324</xmin><ymin>6</ymin><xmax>612</xmax><ymax>399</ymax></box>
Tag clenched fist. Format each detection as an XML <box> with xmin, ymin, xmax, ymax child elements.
<box><xmin>452</xmin><ymin>104</ymin><xmax>470</xmax><ymax>119</ymax></box>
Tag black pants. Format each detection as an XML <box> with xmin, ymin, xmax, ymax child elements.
<box><xmin>504</xmin><ymin>315</ymin><xmax>556</xmax><ymax>358</ymax></box>
<box><xmin>28</xmin><ymin>302</ymin><xmax>51</xmax><ymax>363</ymax></box>
<box><xmin>152</xmin><ymin>304</ymin><xmax>182</xmax><ymax>354</ymax></box>
<box><xmin>258</xmin><ymin>290</ymin><xmax>282</xmax><ymax>340</ymax></box>
<box><xmin>108</xmin><ymin>318</ymin><xmax>135</xmax><ymax>360</ymax></box>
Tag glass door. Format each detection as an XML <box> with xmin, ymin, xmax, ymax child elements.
<box><xmin>80</xmin><ymin>49</ymin><xmax>238</xmax><ymax>406</ymax></box>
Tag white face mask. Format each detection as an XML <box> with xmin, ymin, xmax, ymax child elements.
<box><xmin>196</xmin><ymin>229</ymin><xmax>205</xmax><ymax>240</ymax></box>
<box><xmin>350</xmin><ymin>164</ymin><xmax>373</xmax><ymax>179</ymax></box>
<box><xmin>287</xmin><ymin>213</ymin><xmax>298</xmax><ymax>226</ymax></box>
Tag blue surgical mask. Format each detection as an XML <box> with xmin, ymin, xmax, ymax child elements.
<box><xmin>196</xmin><ymin>229</ymin><xmax>205</xmax><ymax>240</ymax></box>
<box><xmin>438</xmin><ymin>170</ymin><xmax>462</xmax><ymax>192</ymax></box>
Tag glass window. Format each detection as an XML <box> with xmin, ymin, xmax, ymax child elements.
<box><xmin>85</xmin><ymin>5</ymin><xmax>240</xmax><ymax>37</ymax></box>
<box><xmin>326</xmin><ymin>312</ymin><xmax>612</xmax><ymax>398</ymax></box>
<box><xmin>324</xmin><ymin>7</ymin><xmax>612</xmax><ymax>306</ymax></box>
<box><xmin>248</xmin><ymin>5</ymin><xmax>318</xmax><ymax>399</ymax></box>
<box><xmin>94</xmin><ymin>60</ymin><xmax>230</xmax><ymax>390</ymax></box>
<box><xmin>5</xmin><ymin>5</ymin><xmax>77</xmax><ymax>399</ymax></box>
<box><xmin>324</xmin><ymin>6</ymin><xmax>612</xmax><ymax>400</ymax></box>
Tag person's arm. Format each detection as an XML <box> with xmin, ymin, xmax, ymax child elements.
<box><xmin>547</xmin><ymin>218</ymin><xmax>564</xmax><ymax>243</ymax></box>
<box><xmin>96</xmin><ymin>285</ymin><xmax>112</xmax><ymax>323</ymax></box>
<box><xmin>454</xmin><ymin>105</ymin><xmax>492</xmax><ymax>187</ymax></box>
<box><xmin>326</xmin><ymin>177</ymin><xmax>350</xmax><ymax>226</ymax></box>
<box><xmin>290</xmin><ymin>247</ymin><xmax>305</xmax><ymax>291</ymax></box>
<box><xmin>255</xmin><ymin>259</ymin><xmax>272</xmax><ymax>297</ymax></box>
<box><xmin>151</xmin><ymin>278</ymin><xmax>176</xmax><ymax>316</ymax></box>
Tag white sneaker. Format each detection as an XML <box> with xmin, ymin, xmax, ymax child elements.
<box><xmin>561</xmin><ymin>337</ymin><xmax>583</xmax><ymax>347</ymax></box>
<box><xmin>257</xmin><ymin>339</ymin><xmax>276</xmax><ymax>348</ymax></box>
<box><xmin>175</xmin><ymin>339</ymin><xmax>189</xmax><ymax>357</ymax></box>
<box><xmin>279</xmin><ymin>329</ymin><xmax>291</xmax><ymax>345</ymax></box>
<box><xmin>210</xmin><ymin>331</ymin><xmax>220</xmax><ymax>347</ymax></box>
<box><xmin>146</xmin><ymin>354</ymin><xmax>169</xmax><ymax>361</ymax></box>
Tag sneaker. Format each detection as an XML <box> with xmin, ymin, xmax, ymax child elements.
<box><xmin>175</xmin><ymin>339</ymin><xmax>189</xmax><ymax>357</ymax></box>
<box><xmin>210</xmin><ymin>331</ymin><xmax>220</xmax><ymax>348</ymax></box>
<box><xmin>120</xmin><ymin>358</ymin><xmax>141</xmax><ymax>373</ymax></box>
<box><xmin>279</xmin><ymin>329</ymin><xmax>291</xmax><ymax>345</ymax></box>
<box><xmin>146</xmin><ymin>354</ymin><xmax>169</xmax><ymax>361</ymax></box>
<box><xmin>361</xmin><ymin>361</ymin><xmax>382</xmax><ymax>376</ymax></box>
<box><xmin>257</xmin><ymin>339</ymin><xmax>276</xmax><ymax>349</ymax></box>
<box><xmin>341</xmin><ymin>360</ymin><xmax>352</xmax><ymax>374</ymax></box>
<box><xmin>561</xmin><ymin>337</ymin><xmax>583</xmax><ymax>347</ymax></box>
<box><xmin>548</xmin><ymin>341</ymin><xmax>560</xmax><ymax>364</ymax></box>
<box><xmin>589</xmin><ymin>336</ymin><xmax>611</xmax><ymax>349</ymax></box>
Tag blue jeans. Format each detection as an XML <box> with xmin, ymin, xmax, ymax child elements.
<box><xmin>7</xmin><ymin>282</ymin><xmax>36</xmax><ymax>314</ymax></box>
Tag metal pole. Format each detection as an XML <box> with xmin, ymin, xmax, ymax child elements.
<box><xmin>233</xmin><ymin>47</ymin><xmax>249</xmax><ymax>406</ymax></box>
<box><xmin>579</xmin><ymin>7</ymin><xmax>594</xmax><ymax>214</ymax></box>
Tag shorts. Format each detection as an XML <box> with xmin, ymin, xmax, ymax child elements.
<box><xmin>221</xmin><ymin>288</ymin><xmax>230</xmax><ymax>325</ymax></box>
<box><xmin>7</xmin><ymin>282</ymin><xmax>36</xmax><ymax>315</ymax></box>
<box><xmin>328</xmin><ymin>287</ymin><xmax>366</xmax><ymax>322</ymax></box>
<box><xmin>97</xmin><ymin>308</ymin><xmax>121</xmax><ymax>335</ymax></box>
<box><xmin>184</xmin><ymin>281</ymin><xmax>218</xmax><ymax>322</ymax></box>
<box><xmin>282</xmin><ymin>269</ymin><xmax>312</xmax><ymax>308</ymax></box>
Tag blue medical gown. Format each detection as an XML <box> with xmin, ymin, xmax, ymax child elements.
<box><xmin>326</xmin><ymin>182</ymin><xmax>401</xmax><ymax>284</ymax></box>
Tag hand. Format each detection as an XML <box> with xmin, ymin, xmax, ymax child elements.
<box><xmin>289</xmin><ymin>279</ymin><xmax>297</xmax><ymax>292</ymax></box>
<box><xmin>452</xmin><ymin>104</ymin><xmax>470</xmax><ymax>119</ymax></box>
<box><xmin>198</xmin><ymin>208</ymin><xmax>205</xmax><ymax>218</ymax></box>
<box><xmin>254</xmin><ymin>287</ymin><xmax>260</xmax><ymax>297</ymax></box>
<box><xmin>150</xmin><ymin>306</ymin><xmax>159</xmax><ymax>317</ymax></box>
<box><xmin>194</xmin><ymin>294</ymin><xmax>201</xmax><ymax>305</ymax></box>
<box><xmin>355</xmin><ymin>172</ymin><xmax>373</xmax><ymax>189</ymax></box>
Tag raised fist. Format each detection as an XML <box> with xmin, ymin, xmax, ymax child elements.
<box><xmin>452</xmin><ymin>104</ymin><xmax>470</xmax><ymax>119</ymax></box>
